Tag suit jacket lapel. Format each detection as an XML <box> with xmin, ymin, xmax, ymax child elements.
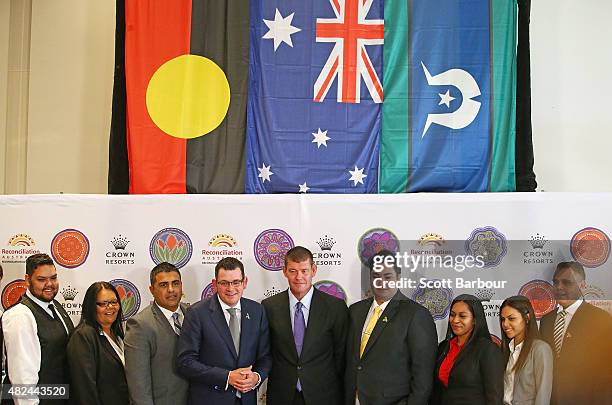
<box><xmin>209</xmin><ymin>296</ymin><xmax>238</xmax><ymax>359</ymax></box>
<box><xmin>99</xmin><ymin>332</ymin><xmax>124</xmax><ymax>368</ymax></box>
<box><xmin>354</xmin><ymin>298</ymin><xmax>373</xmax><ymax>358</ymax></box>
<box><xmin>279</xmin><ymin>290</ymin><xmax>299</xmax><ymax>361</ymax></box>
<box><xmin>301</xmin><ymin>289</ymin><xmax>325</xmax><ymax>359</ymax></box>
<box><xmin>150</xmin><ymin>303</ymin><xmax>176</xmax><ymax>337</ymax></box>
<box><xmin>361</xmin><ymin>298</ymin><xmax>400</xmax><ymax>358</ymax></box>
<box><xmin>238</xmin><ymin>298</ymin><xmax>253</xmax><ymax>360</ymax></box>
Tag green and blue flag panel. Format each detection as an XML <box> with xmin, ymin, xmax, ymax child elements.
<box><xmin>380</xmin><ymin>0</ymin><xmax>517</xmax><ymax>192</ymax></box>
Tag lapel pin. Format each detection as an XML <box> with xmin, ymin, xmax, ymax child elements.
<box><xmin>245</xmin><ymin>313</ymin><xmax>250</xmax><ymax>320</ymax></box>
<box><xmin>382</xmin><ymin>316</ymin><xmax>388</xmax><ymax>323</ymax></box>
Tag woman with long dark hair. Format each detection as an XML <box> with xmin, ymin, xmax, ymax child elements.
<box><xmin>431</xmin><ymin>294</ymin><xmax>504</xmax><ymax>405</ymax></box>
<box><xmin>499</xmin><ymin>296</ymin><xmax>552</xmax><ymax>405</ymax></box>
<box><xmin>67</xmin><ymin>281</ymin><xmax>129</xmax><ymax>405</ymax></box>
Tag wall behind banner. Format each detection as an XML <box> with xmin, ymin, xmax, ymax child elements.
<box><xmin>0</xmin><ymin>0</ymin><xmax>611</xmax><ymax>193</ymax></box>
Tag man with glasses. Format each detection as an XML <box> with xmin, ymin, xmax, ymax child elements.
<box><xmin>2</xmin><ymin>253</ymin><xmax>74</xmax><ymax>405</ymax></box>
<box><xmin>177</xmin><ymin>257</ymin><xmax>271</xmax><ymax>405</ymax></box>
<box><xmin>124</xmin><ymin>262</ymin><xmax>189</xmax><ymax>405</ymax></box>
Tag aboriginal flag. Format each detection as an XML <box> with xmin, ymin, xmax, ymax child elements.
<box><xmin>109</xmin><ymin>0</ymin><xmax>249</xmax><ymax>194</ymax></box>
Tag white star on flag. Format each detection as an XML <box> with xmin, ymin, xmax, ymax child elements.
<box><xmin>258</xmin><ymin>164</ymin><xmax>273</xmax><ymax>183</ymax></box>
<box><xmin>298</xmin><ymin>182</ymin><xmax>310</xmax><ymax>193</ymax></box>
<box><xmin>349</xmin><ymin>166</ymin><xmax>367</xmax><ymax>186</ymax></box>
<box><xmin>438</xmin><ymin>89</ymin><xmax>455</xmax><ymax>108</ymax></box>
<box><xmin>311</xmin><ymin>128</ymin><xmax>330</xmax><ymax>148</ymax></box>
<box><xmin>262</xmin><ymin>9</ymin><xmax>301</xmax><ymax>51</ymax></box>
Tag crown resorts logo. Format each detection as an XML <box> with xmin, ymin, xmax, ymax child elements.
<box><xmin>264</xmin><ymin>286</ymin><xmax>283</xmax><ymax>298</ymax></box>
<box><xmin>476</xmin><ymin>288</ymin><xmax>495</xmax><ymax>302</ymax></box>
<box><xmin>202</xmin><ymin>234</ymin><xmax>244</xmax><ymax>265</ymax></box>
<box><xmin>2</xmin><ymin>234</ymin><xmax>41</xmax><ymax>264</ymax></box>
<box><xmin>314</xmin><ymin>235</ymin><xmax>342</xmax><ymax>267</ymax></box>
<box><xmin>150</xmin><ymin>228</ymin><xmax>193</xmax><ymax>269</ymax></box>
<box><xmin>106</xmin><ymin>234</ymin><xmax>135</xmax><ymax>265</ymax></box>
<box><xmin>61</xmin><ymin>285</ymin><xmax>78</xmax><ymax>301</ymax></box>
<box><xmin>60</xmin><ymin>285</ymin><xmax>82</xmax><ymax>316</ymax></box>
<box><xmin>522</xmin><ymin>233</ymin><xmax>554</xmax><ymax>265</ymax></box>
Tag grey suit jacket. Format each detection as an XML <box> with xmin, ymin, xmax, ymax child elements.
<box><xmin>509</xmin><ymin>339</ymin><xmax>553</xmax><ymax>405</ymax></box>
<box><xmin>124</xmin><ymin>302</ymin><xmax>189</xmax><ymax>405</ymax></box>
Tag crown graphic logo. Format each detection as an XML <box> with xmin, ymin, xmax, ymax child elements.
<box><xmin>476</xmin><ymin>288</ymin><xmax>494</xmax><ymax>302</ymax></box>
<box><xmin>419</xmin><ymin>233</ymin><xmax>445</xmax><ymax>247</ymax></box>
<box><xmin>111</xmin><ymin>235</ymin><xmax>129</xmax><ymax>250</ymax></box>
<box><xmin>264</xmin><ymin>287</ymin><xmax>282</xmax><ymax>298</ymax></box>
<box><xmin>61</xmin><ymin>286</ymin><xmax>78</xmax><ymax>301</ymax></box>
<box><xmin>529</xmin><ymin>233</ymin><xmax>547</xmax><ymax>249</ymax></box>
<box><xmin>316</xmin><ymin>235</ymin><xmax>336</xmax><ymax>251</ymax></box>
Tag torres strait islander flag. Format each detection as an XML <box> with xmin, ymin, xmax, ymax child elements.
<box><xmin>109</xmin><ymin>0</ymin><xmax>249</xmax><ymax>194</ymax></box>
<box><xmin>245</xmin><ymin>0</ymin><xmax>384</xmax><ymax>193</ymax></box>
<box><xmin>379</xmin><ymin>0</ymin><xmax>518</xmax><ymax>192</ymax></box>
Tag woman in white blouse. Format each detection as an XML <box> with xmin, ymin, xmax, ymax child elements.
<box><xmin>499</xmin><ymin>295</ymin><xmax>553</xmax><ymax>405</ymax></box>
<box><xmin>67</xmin><ymin>281</ymin><xmax>129</xmax><ymax>405</ymax></box>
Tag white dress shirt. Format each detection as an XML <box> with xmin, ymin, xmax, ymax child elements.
<box><xmin>361</xmin><ymin>298</ymin><xmax>391</xmax><ymax>336</ymax></box>
<box><xmin>503</xmin><ymin>339</ymin><xmax>524</xmax><ymax>405</ymax></box>
<box><xmin>556</xmin><ymin>298</ymin><xmax>583</xmax><ymax>350</ymax></box>
<box><xmin>288</xmin><ymin>286</ymin><xmax>314</xmax><ymax>331</ymax></box>
<box><xmin>103</xmin><ymin>332</ymin><xmax>125</xmax><ymax>366</ymax></box>
<box><xmin>1</xmin><ymin>290</ymin><xmax>69</xmax><ymax>405</ymax></box>
<box><xmin>155</xmin><ymin>302</ymin><xmax>184</xmax><ymax>332</ymax></box>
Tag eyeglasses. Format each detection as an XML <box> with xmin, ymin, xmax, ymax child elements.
<box><xmin>217</xmin><ymin>279</ymin><xmax>244</xmax><ymax>288</ymax></box>
<box><xmin>96</xmin><ymin>300</ymin><xmax>120</xmax><ymax>308</ymax></box>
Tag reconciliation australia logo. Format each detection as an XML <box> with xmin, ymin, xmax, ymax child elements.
<box><xmin>60</xmin><ymin>285</ymin><xmax>81</xmax><ymax>316</ymax></box>
<box><xmin>313</xmin><ymin>235</ymin><xmax>342</xmax><ymax>267</ymax></box>
<box><xmin>105</xmin><ymin>235</ymin><xmax>135</xmax><ymax>265</ymax></box>
<box><xmin>1</xmin><ymin>234</ymin><xmax>41</xmax><ymax>265</ymax></box>
<box><xmin>522</xmin><ymin>233</ymin><xmax>554</xmax><ymax>265</ymax></box>
<box><xmin>201</xmin><ymin>234</ymin><xmax>243</xmax><ymax>265</ymax></box>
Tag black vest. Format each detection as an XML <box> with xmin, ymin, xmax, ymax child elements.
<box><xmin>18</xmin><ymin>295</ymin><xmax>74</xmax><ymax>384</ymax></box>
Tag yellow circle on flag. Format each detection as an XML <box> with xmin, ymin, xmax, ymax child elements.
<box><xmin>146</xmin><ymin>54</ymin><xmax>230</xmax><ymax>139</ymax></box>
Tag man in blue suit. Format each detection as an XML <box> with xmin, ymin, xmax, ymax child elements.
<box><xmin>177</xmin><ymin>257</ymin><xmax>272</xmax><ymax>405</ymax></box>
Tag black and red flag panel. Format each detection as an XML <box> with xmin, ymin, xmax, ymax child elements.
<box><xmin>109</xmin><ymin>0</ymin><xmax>249</xmax><ymax>194</ymax></box>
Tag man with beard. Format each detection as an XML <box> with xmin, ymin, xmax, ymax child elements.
<box><xmin>2</xmin><ymin>253</ymin><xmax>74</xmax><ymax>405</ymax></box>
<box><xmin>125</xmin><ymin>262</ymin><xmax>189</xmax><ymax>405</ymax></box>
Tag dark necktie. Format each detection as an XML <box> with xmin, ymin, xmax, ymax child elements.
<box><xmin>49</xmin><ymin>304</ymin><xmax>67</xmax><ymax>335</ymax></box>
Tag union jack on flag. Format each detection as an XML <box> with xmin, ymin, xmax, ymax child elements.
<box><xmin>314</xmin><ymin>0</ymin><xmax>385</xmax><ymax>104</ymax></box>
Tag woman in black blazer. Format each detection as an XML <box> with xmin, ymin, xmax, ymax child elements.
<box><xmin>67</xmin><ymin>281</ymin><xmax>129</xmax><ymax>405</ymax></box>
<box><xmin>431</xmin><ymin>294</ymin><xmax>504</xmax><ymax>405</ymax></box>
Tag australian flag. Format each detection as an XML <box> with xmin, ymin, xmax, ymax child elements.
<box><xmin>246</xmin><ymin>0</ymin><xmax>384</xmax><ymax>193</ymax></box>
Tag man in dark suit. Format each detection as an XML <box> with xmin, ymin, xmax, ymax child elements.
<box><xmin>177</xmin><ymin>257</ymin><xmax>271</xmax><ymax>405</ymax></box>
<box><xmin>539</xmin><ymin>261</ymin><xmax>612</xmax><ymax>405</ymax></box>
<box><xmin>125</xmin><ymin>262</ymin><xmax>189</xmax><ymax>405</ymax></box>
<box><xmin>345</xmin><ymin>250</ymin><xmax>438</xmax><ymax>405</ymax></box>
<box><xmin>262</xmin><ymin>246</ymin><xmax>349</xmax><ymax>405</ymax></box>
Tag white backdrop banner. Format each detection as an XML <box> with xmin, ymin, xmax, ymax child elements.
<box><xmin>1</xmin><ymin>193</ymin><xmax>610</xmax><ymax>348</ymax></box>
